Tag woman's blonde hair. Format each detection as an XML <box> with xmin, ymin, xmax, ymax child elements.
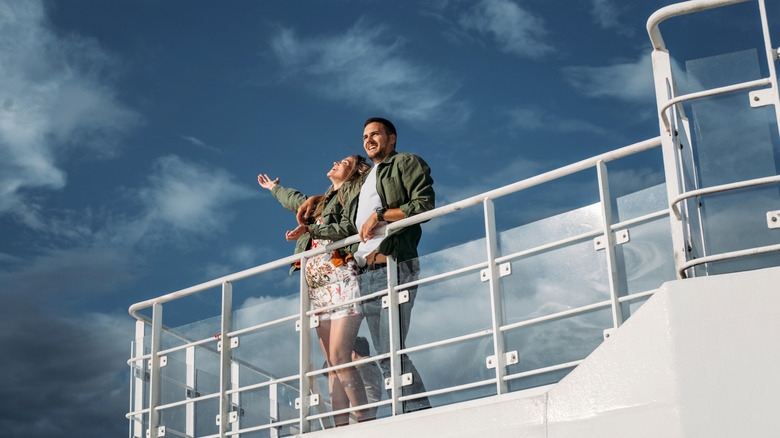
<box><xmin>311</xmin><ymin>154</ymin><xmax>371</xmax><ymax>219</ymax></box>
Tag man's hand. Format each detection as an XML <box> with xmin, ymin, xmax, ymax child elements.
<box><xmin>296</xmin><ymin>195</ymin><xmax>325</xmax><ymax>225</ymax></box>
<box><xmin>359</xmin><ymin>213</ymin><xmax>379</xmax><ymax>243</ymax></box>
<box><xmin>360</xmin><ymin>208</ymin><xmax>404</xmax><ymax>242</ymax></box>
<box><xmin>257</xmin><ymin>174</ymin><xmax>279</xmax><ymax>190</ymax></box>
<box><xmin>285</xmin><ymin>224</ymin><xmax>308</xmax><ymax>241</ymax></box>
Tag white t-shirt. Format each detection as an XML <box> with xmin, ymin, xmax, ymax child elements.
<box><xmin>354</xmin><ymin>165</ymin><xmax>386</xmax><ymax>267</ymax></box>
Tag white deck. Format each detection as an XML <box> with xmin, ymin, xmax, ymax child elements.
<box><xmin>308</xmin><ymin>265</ymin><xmax>780</xmax><ymax>438</ymax></box>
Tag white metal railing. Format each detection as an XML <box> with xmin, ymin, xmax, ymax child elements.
<box><xmin>129</xmin><ymin>135</ymin><xmax>669</xmax><ymax>438</ymax></box>
<box><xmin>128</xmin><ymin>1</ymin><xmax>780</xmax><ymax>437</ymax></box>
<box><xmin>649</xmin><ymin>0</ymin><xmax>780</xmax><ymax>279</ymax></box>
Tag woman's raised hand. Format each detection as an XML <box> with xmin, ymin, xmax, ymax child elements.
<box><xmin>257</xmin><ymin>173</ymin><xmax>279</xmax><ymax>190</ymax></box>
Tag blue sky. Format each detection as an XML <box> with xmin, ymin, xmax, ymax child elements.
<box><xmin>0</xmin><ymin>0</ymin><xmax>774</xmax><ymax>436</ymax></box>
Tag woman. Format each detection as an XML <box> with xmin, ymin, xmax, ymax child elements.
<box><xmin>258</xmin><ymin>154</ymin><xmax>372</xmax><ymax>426</ymax></box>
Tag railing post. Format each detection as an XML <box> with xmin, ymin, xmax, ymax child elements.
<box><xmin>132</xmin><ymin>320</ymin><xmax>146</xmax><ymax>438</ymax></box>
<box><xmin>652</xmin><ymin>48</ymin><xmax>692</xmax><ymax>278</ymax></box>
<box><xmin>483</xmin><ymin>198</ymin><xmax>509</xmax><ymax>394</ymax></box>
<box><xmin>757</xmin><ymin>0</ymin><xmax>780</xmax><ymax>133</ymax></box>
<box><xmin>597</xmin><ymin>161</ymin><xmax>625</xmax><ymax>330</ymax></box>
<box><xmin>298</xmin><ymin>257</ymin><xmax>312</xmax><ymax>433</ymax></box>
<box><xmin>186</xmin><ymin>346</ymin><xmax>195</xmax><ymax>438</ymax></box>
<box><xmin>269</xmin><ymin>382</ymin><xmax>279</xmax><ymax>438</ymax></box>
<box><xmin>218</xmin><ymin>282</ymin><xmax>233</xmax><ymax>438</ymax></box>
<box><xmin>386</xmin><ymin>255</ymin><xmax>403</xmax><ymax>416</ymax></box>
<box><xmin>231</xmin><ymin>361</ymin><xmax>240</xmax><ymax>435</ymax></box>
<box><xmin>148</xmin><ymin>303</ymin><xmax>163</xmax><ymax>438</ymax></box>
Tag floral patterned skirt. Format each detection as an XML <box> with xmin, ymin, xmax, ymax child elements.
<box><xmin>306</xmin><ymin>238</ymin><xmax>362</xmax><ymax>320</ymax></box>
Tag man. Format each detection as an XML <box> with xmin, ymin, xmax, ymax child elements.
<box><xmin>351</xmin><ymin>117</ymin><xmax>434</xmax><ymax>413</ymax></box>
<box><xmin>298</xmin><ymin>117</ymin><xmax>434</xmax><ymax>412</ymax></box>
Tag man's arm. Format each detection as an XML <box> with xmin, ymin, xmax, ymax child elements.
<box><xmin>397</xmin><ymin>154</ymin><xmax>435</xmax><ymax>217</ymax></box>
<box><xmin>360</xmin><ymin>154</ymin><xmax>434</xmax><ymax>242</ymax></box>
<box><xmin>296</xmin><ymin>195</ymin><xmax>326</xmax><ymax>225</ymax></box>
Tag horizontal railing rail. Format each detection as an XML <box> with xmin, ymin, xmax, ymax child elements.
<box><xmin>129</xmin><ymin>135</ymin><xmax>662</xmax><ymax>323</ymax></box>
<box><xmin>130</xmin><ymin>136</ymin><xmax>670</xmax><ymax>437</ymax></box>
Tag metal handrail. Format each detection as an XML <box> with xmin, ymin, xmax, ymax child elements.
<box><xmin>678</xmin><ymin>243</ymin><xmax>780</xmax><ymax>276</ymax></box>
<box><xmin>670</xmin><ymin>174</ymin><xmax>780</xmax><ymax>219</ymax></box>
<box><xmin>658</xmin><ymin>78</ymin><xmax>771</xmax><ymax>131</ymax></box>
<box><xmin>647</xmin><ymin>0</ymin><xmax>750</xmax><ymax>50</ymax></box>
<box><xmin>128</xmin><ymin>136</ymin><xmax>662</xmax><ymax>322</ymax></box>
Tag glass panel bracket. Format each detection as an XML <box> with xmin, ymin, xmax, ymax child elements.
<box><xmin>485</xmin><ymin>351</ymin><xmax>518</xmax><ymax>369</ymax></box>
<box><xmin>147</xmin><ymin>356</ymin><xmax>167</xmax><ymax>368</ymax></box>
<box><xmin>767</xmin><ymin>210</ymin><xmax>780</xmax><ymax>229</ymax></box>
<box><xmin>215</xmin><ymin>411</ymin><xmax>239</xmax><ymax>425</ymax></box>
<box><xmin>294</xmin><ymin>394</ymin><xmax>320</xmax><ymax>409</ymax></box>
<box><xmin>594</xmin><ymin>230</ymin><xmax>630</xmax><ymax>251</ymax></box>
<box><xmin>146</xmin><ymin>426</ymin><xmax>165</xmax><ymax>437</ymax></box>
<box><xmin>296</xmin><ymin>316</ymin><xmax>320</xmax><ymax>330</ymax></box>
<box><xmin>382</xmin><ymin>290</ymin><xmax>410</xmax><ymax>308</ymax></box>
<box><xmin>217</xmin><ymin>337</ymin><xmax>239</xmax><ymax>351</ymax></box>
<box><xmin>749</xmin><ymin>88</ymin><xmax>775</xmax><ymax>108</ymax></box>
<box><xmin>384</xmin><ymin>373</ymin><xmax>414</xmax><ymax>389</ymax></box>
<box><xmin>480</xmin><ymin>263</ymin><xmax>512</xmax><ymax>282</ymax></box>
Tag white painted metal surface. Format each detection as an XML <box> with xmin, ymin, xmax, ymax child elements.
<box><xmin>300</xmin><ymin>266</ymin><xmax>780</xmax><ymax>438</ymax></box>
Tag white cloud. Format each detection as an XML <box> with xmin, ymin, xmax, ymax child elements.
<box><xmin>181</xmin><ymin>135</ymin><xmax>221</xmax><ymax>153</ymax></box>
<box><xmin>591</xmin><ymin>0</ymin><xmax>631</xmax><ymax>34</ymax></box>
<box><xmin>4</xmin><ymin>154</ymin><xmax>254</xmax><ymax>250</ymax></box>
<box><xmin>270</xmin><ymin>19</ymin><xmax>469</xmax><ymax>125</ymax></box>
<box><xmin>562</xmin><ymin>55</ymin><xmax>655</xmax><ymax>103</ymax></box>
<box><xmin>130</xmin><ymin>154</ymin><xmax>255</xmax><ymax>239</ymax></box>
<box><xmin>458</xmin><ymin>0</ymin><xmax>553</xmax><ymax>59</ymax></box>
<box><xmin>0</xmin><ymin>0</ymin><xmax>139</xmax><ymax>214</ymax></box>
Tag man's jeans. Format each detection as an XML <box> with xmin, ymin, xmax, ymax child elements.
<box><xmin>358</xmin><ymin>259</ymin><xmax>431</xmax><ymax>412</ymax></box>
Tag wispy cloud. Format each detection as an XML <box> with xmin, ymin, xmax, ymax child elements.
<box><xmin>591</xmin><ymin>0</ymin><xmax>632</xmax><ymax>34</ymax></box>
<box><xmin>128</xmin><ymin>154</ymin><xmax>255</xmax><ymax>241</ymax></box>
<box><xmin>269</xmin><ymin>19</ymin><xmax>469</xmax><ymax>125</ymax></box>
<box><xmin>562</xmin><ymin>54</ymin><xmax>655</xmax><ymax>103</ymax></box>
<box><xmin>0</xmin><ymin>0</ymin><xmax>139</xmax><ymax>214</ymax></box>
<box><xmin>458</xmin><ymin>0</ymin><xmax>553</xmax><ymax>59</ymax></box>
<box><xmin>181</xmin><ymin>135</ymin><xmax>221</xmax><ymax>153</ymax></box>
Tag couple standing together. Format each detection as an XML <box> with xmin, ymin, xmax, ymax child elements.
<box><xmin>257</xmin><ymin>117</ymin><xmax>434</xmax><ymax>425</ymax></box>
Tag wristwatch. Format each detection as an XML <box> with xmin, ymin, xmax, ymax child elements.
<box><xmin>376</xmin><ymin>207</ymin><xmax>387</xmax><ymax>222</ymax></box>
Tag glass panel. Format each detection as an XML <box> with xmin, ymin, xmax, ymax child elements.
<box><xmin>232</xmin><ymin>293</ymin><xmax>300</xmax><ymax>379</ymax></box>
<box><xmin>616</xmin><ymin>217</ymin><xmax>675</xmax><ymax>297</ymax></box>
<box><xmin>160</xmin><ymin>354</ymin><xmax>189</xmax><ymax>406</ymax></box>
<box><xmin>195</xmin><ymin>397</ymin><xmax>219</xmax><ymax>437</ymax></box>
<box><xmin>500</xmin><ymin>238</ymin><xmax>609</xmax><ymax>324</ymax></box>
<box><xmin>403</xmin><ymin>269</ymin><xmax>494</xmax><ymax>408</ymax></box>
<box><xmin>612</xmin><ymin>183</ymin><xmax>676</xmax><ymax>301</ymax></box>
<box><xmin>415</xmin><ymin>236</ymin><xmax>487</xmax><ymax>277</ymax></box>
<box><xmin>614</xmin><ymin>183</ymin><xmax>667</xmax><ymax>224</ymax></box>
<box><xmin>158</xmin><ymin>405</ymin><xmax>186</xmax><ymax>437</ymax></box>
<box><xmin>499</xmin><ymin>203</ymin><xmax>602</xmax><ymax>256</ymax></box>
<box><xmin>504</xmin><ymin>307</ymin><xmax>612</xmax><ymax>391</ymax></box>
<box><xmin>685</xmin><ymin>49</ymin><xmax>780</xmax><ymax>273</ymax></box>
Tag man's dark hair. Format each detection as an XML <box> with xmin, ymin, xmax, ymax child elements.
<box><xmin>364</xmin><ymin>117</ymin><xmax>397</xmax><ymax>147</ymax></box>
<box><xmin>353</xmin><ymin>336</ymin><xmax>370</xmax><ymax>357</ymax></box>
